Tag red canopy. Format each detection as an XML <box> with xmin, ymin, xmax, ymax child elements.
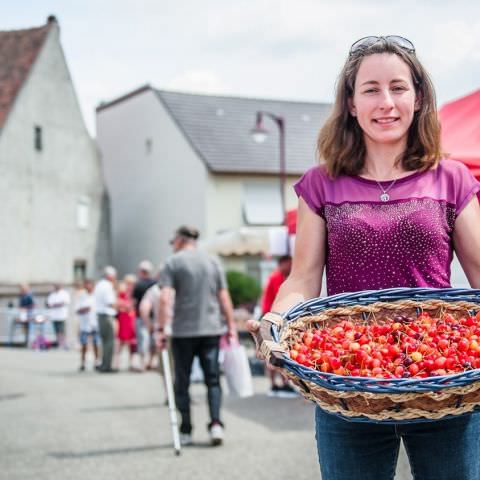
<box><xmin>439</xmin><ymin>89</ymin><xmax>480</xmax><ymax>180</ymax></box>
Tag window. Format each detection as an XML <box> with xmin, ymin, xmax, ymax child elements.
<box><xmin>73</xmin><ymin>260</ymin><xmax>87</xmax><ymax>285</ymax></box>
<box><xmin>77</xmin><ymin>197</ymin><xmax>90</xmax><ymax>229</ymax></box>
<box><xmin>34</xmin><ymin>126</ymin><xmax>42</xmax><ymax>151</ymax></box>
<box><xmin>242</xmin><ymin>180</ymin><xmax>283</xmax><ymax>225</ymax></box>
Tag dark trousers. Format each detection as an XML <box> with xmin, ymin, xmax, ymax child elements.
<box><xmin>98</xmin><ymin>314</ymin><xmax>114</xmax><ymax>370</ymax></box>
<box><xmin>171</xmin><ymin>335</ymin><xmax>221</xmax><ymax>434</ymax></box>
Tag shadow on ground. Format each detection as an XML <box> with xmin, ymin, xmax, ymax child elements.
<box><xmin>0</xmin><ymin>393</ymin><xmax>26</xmax><ymax>401</ymax></box>
<box><xmin>224</xmin><ymin>394</ymin><xmax>315</xmax><ymax>432</ymax></box>
<box><xmin>80</xmin><ymin>403</ymin><xmax>164</xmax><ymax>413</ymax></box>
<box><xmin>48</xmin><ymin>444</ymin><xmax>172</xmax><ymax>459</ymax></box>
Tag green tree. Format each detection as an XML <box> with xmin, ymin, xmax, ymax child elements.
<box><xmin>226</xmin><ymin>270</ymin><xmax>261</xmax><ymax>310</ymax></box>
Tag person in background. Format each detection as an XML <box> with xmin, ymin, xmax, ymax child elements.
<box><xmin>114</xmin><ymin>279</ymin><xmax>136</xmax><ymax>371</ymax></box>
<box><xmin>132</xmin><ymin>261</ymin><xmax>156</xmax><ymax>371</ymax></box>
<box><xmin>94</xmin><ymin>266</ymin><xmax>118</xmax><ymax>373</ymax></box>
<box><xmin>157</xmin><ymin>225</ymin><xmax>237</xmax><ymax>447</ymax></box>
<box><xmin>76</xmin><ymin>279</ymin><xmax>99</xmax><ymax>371</ymax></box>
<box><xmin>46</xmin><ymin>283</ymin><xmax>71</xmax><ymax>349</ymax></box>
<box><xmin>261</xmin><ymin>255</ymin><xmax>297</xmax><ymax>398</ymax></box>
<box><xmin>15</xmin><ymin>284</ymin><xmax>35</xmax><ymax>346</ymax></box>
<box><xmin>139</xmin><ymin>276</ymin><xmax>162</xmax><ymax>371</ymax></box>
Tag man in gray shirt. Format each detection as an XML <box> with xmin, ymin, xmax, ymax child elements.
<box><xmin>157</xmin><ymin>226</ymin><xmax>237</xmax><ymax>447</ymax></box>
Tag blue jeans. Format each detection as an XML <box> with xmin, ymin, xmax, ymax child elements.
<box><xmin>315</xmin><ymin>407</ymin><xmax>480</xmax><ymax>480</ymax></box>
<box><xmin>79</xmin><ymin>330</ymin><xmax>100</xmax><ymax>346</ymax></box>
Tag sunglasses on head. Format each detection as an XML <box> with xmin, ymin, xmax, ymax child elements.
<box><xmin>350</xmin><ymin>36</ymin><xmax>415</xmax><ymax>56</ymax></box>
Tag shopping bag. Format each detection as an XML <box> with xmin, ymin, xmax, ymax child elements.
<box><xmin>222</xmin><ymin>341</ymin><xmax>254</xmax><ymax>398</ymax></box>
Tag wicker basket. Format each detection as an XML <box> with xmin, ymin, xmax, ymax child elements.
<box><xmin>258</xmin><ymin>288</ymin><xmax>480</xmax><ymax>423</ymax></box>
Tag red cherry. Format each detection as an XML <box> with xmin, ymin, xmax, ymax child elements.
<box><xmin>349</xmin><ymin>342</ymin><xmax>361</xmax><ymax>352</ymax></box>
<box><xmin>424</xmin><ymin>359</ymin><xmax>435</xmax><ymax>371</ymax></box>
<box><xmin>434</xmin><ymin>357</ymin><xmax>447</xmax><ymax>369</ymax></box>
<box><xmin>458</xmin><ymin>339</ymin><xmax>470</xmax><ymax>352</ymax></box>
<box><xmin>408</xmin><ymin>364</ymin><xmax>420</xmax><ymax>376</ymax></box>
<box><xmin>329</xmin><ymin>357</ymin><xmax>341</xmax><ymax>370</ymax></box>
<box><xmin>297</xmin><ymin>354</ymin><xmax>306</xmax><ymax>364</ymax></box>
<box><xmin>437</xmin><ymin>339</ymin><xmax>449</xmax><ymax>350</ymax></box>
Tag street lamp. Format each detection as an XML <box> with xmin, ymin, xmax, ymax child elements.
<box><xmin>250</xmin><ymin>111</ymin><xmax>286</xmax><ymax>220</ymax></box>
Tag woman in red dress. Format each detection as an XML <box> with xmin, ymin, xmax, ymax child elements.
<box><xmin>114</xmin><ymin>279</ymin><xmax>136</xmax><ymax>370</ymax></box>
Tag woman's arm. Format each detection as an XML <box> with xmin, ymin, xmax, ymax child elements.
<box><xmin>247</xmin><ymin>197</ymin><xmax>326</xmax><ymax>358</ymax></box>
<box><xmin>453</xmin><ymin>195</ymin><xmax>480</xmax><ymax>288</ymax></box>
<box><xmin>139</xmin><ymin>296</ymin><xmax>153</xmax><ymax>331</ymax></box>
<box><xmin>270</xmin><ymin>197</ymin><xmax>327</xmax><ymax>314</ymax></box>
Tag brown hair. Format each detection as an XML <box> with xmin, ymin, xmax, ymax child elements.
<box><xmin>318</xmin><ymin>39</ymin><xmax>442</xmax><ymax>178</ymax></box>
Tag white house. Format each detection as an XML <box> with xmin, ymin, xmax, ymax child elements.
<box><xmin>0</xmin><ymin>16</ymin><xmax>110</xmax><ymax>291</ymax></box>
<box><xmin>96</xmin><ymin>85</ymin><xmax>332</xmax><ymax>279</ymax></box>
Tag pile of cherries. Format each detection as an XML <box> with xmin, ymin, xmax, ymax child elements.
<box><xmin>288</xmin><ymin>311</ymin><xmax>480</xmax><ymax>378</ymax></box>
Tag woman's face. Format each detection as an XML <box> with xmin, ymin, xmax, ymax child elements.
<box><xmin>349</xmin><ymin>53</ymin><xmax>419</xmax><ymax>149</ymax></box>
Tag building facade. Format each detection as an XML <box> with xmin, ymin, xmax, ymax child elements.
<box><xmin>96</xmin><ymin>86</ymin><xmax>331</xmax><ymax>276</ymax></box>
<box><xmin>0</xmin><ymin>17</ymin><xmax>110</xmax><ymax>290</ymax></box>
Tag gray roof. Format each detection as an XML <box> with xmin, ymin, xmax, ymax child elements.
<box><xmin>155</xmin><ymin>89</ymin><xmax>332</xmax><ymax>175</ymax></box>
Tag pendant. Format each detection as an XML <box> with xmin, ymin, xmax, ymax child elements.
<box><xmin>380</xmin><ymin>193</ymin><xmax>390</xmax><ymax>202</ymax></box>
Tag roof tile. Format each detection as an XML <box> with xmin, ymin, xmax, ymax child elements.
<box><xmin>156</xmin><ymin>90</ymin><xmax>331</xmax><ymax>175</ymax></box>
<box><xmin>0</xmin><ymin>22</ymin><xmax>52</xmax><ymax>128</ymax></box>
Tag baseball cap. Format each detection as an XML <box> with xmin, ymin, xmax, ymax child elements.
<box><xmin>170</xmin><ymin>225</ymin><xmax>200</xmax><ymax>244</ymax></box>
<box><xmin>138</xmin><ymin>260</ymin><xmax>153</xmax><ymax>273</ymax></box>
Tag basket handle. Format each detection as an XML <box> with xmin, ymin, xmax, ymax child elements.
<box><xmin>255</xmin><ymin>312</ymin><xmax>286</xmax><ymax>367</ymax></box>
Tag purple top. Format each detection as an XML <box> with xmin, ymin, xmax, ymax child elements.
<box><xmin>294</xmin><ymin>159</ymin><xmax>480</xmax><ymax>296</ymax></box>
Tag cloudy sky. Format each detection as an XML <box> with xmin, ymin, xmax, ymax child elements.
<box><xmin>4</xmin><ymin>1</ymin><xmax>480</xmax><ymax>135</ymax></box>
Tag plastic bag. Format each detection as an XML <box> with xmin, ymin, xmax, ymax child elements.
<box><xmin>222</xmin><ymin>340</ymin><xmax>254</xmax><ymax>398</ymax></box>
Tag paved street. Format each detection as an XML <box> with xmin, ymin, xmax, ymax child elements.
<box><xmin>0</xmin><ymin>348</ymin><xmax>412</xmax><ymax>479</ymax></box>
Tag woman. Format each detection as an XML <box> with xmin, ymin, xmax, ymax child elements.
<box><xmin>114</xmin><ymin>279</ymin><xmax>136</xmax><ymax>371</ymax></box>
<box><xmin>249</xmin><ymin>36</ymin><xmax>480</xmax><ymax>479</ymax></box>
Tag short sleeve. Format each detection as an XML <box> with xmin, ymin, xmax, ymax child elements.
<box><xmin>212</xmin><ymin>256</ymin><xmax>227</xmax><ymax>290</ymax></box>
<box><xmin>63</xmin><ymin>291</ymin><xmax>71</xmax><ymax>305</ymax></box>
<box><xmin>107</xmin><ymin>284</ymin><xmax>116</xmax><ymax>304</ymax></box>
<box><xmin>293</xmin><ymin>166</ymin><xmax>327</xmax><ymax>217</ymax></box>
<box><xmin>75</xmin><ymin>295</ymin><xmax>85</xmax><ymax>312</ymax></box>
<box><xmin>451</xmin><ymin>161</ymin><xmax>480</xmax><ymax>216</ymax></box>
<box><xmin>159</xmin><ymin>258</ymin><xmax>175</xmax><ymax>288</ymax></box>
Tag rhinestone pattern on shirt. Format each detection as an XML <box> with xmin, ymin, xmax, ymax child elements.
<box><xmin>322</xmin><ymin>198</ymin><xmax>456</xmax><ymax>295</ymax></box>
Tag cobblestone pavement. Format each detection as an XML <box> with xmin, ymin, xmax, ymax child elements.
<box><xmin>0</xmin><ymin>348</ymin><xmax>412</xmax><ymax>479</ymax></box>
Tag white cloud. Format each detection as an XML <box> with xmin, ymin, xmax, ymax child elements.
<box><xmin>5</xmin><ymin>0</ymin><xmax>480</xmax><ymax>134</ymax></box>
<box><xmin>165</xmin><ymin>69</ymin><xmax>230</xmax><ymax>94</ymax></box>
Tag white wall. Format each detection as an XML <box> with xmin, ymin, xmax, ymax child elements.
<box><xmin>205</xmin><ymin>173</ymin><xmax>299</xmax><ymax>238</ymax></box>
<box><xmin>0</xmin><ymin>25</ymin><xmax>108</xmax><ymax>285</ymax></box>
<box><xmin>96</xmin><ymin>89</ymin><xmax>208</xmax><ymax>275</ymax></box>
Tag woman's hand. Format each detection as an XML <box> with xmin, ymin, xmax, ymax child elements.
<box><xmin>246</xmin><ymin>318</ymin><xmax>266</xmax><ymax>360</ymax></box>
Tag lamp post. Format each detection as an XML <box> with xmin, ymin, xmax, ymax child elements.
<box><xmin>250</xmin><ymin>111</ymin><xmax>286</xmax><ymax>221</ymax></box>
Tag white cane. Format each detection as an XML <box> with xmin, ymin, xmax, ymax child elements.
<box><xmin>161</xmin><ymin>346</ymin><xmax>181</xmax><ymax>456</ymax></box>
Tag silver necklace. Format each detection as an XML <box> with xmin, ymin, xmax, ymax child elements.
<box><xmin>376</xmin><ymin>178</ymin><xmax>397</xmax><ymax>202</ymax></box>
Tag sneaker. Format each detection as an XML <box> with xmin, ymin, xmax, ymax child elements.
<box><xmin>180</xmin><ymin>433</ymin><xmax>193</xmax><ymax>446</ymax></box>
<box><xmin>267</xmin><ymin>385</ymin><xmax>280</xmax><ymax>397</ymax></box>
<box><xmin>276</xmin><ymin>384</ymin><xmax>299</xmax><ymax>399</ymax></box>
<box><xmin>209</xmin><ymin>421</ymin><xmax>224</xmax><ymax>446</ymax></box>
<box><xmin>79</xmin><ymin>365</ymin><xmax>85</xmax><ymax>372</ymax></box>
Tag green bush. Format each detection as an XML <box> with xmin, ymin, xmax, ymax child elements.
<box><xmin>226</xmin><ymin>270</ymin><xmax>261</xmax><ymax>309</ymax></box>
